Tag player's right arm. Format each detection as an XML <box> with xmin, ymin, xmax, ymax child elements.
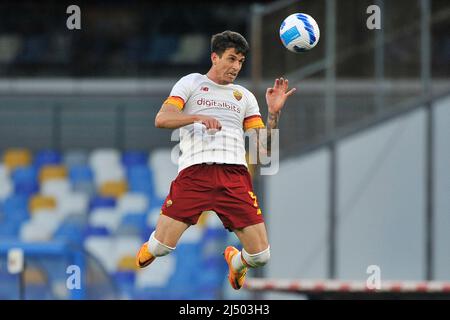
<box><xmin>155</xmin><ymin>103</ymin><xmax>222</xmax><ymax>130</ymax></box>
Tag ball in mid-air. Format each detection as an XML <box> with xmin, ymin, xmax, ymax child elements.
<box><xmin>279</xmin><ymin>13</ymin><xmax>320</xmax><ymax>53</ymax></box>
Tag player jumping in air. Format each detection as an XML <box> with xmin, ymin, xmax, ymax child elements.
<box><xmin>136</xmin><ymin>30</ymin><xmax>296</xmax><ymax>290</ymax></box>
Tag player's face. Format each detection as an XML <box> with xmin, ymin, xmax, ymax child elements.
<box><xmin>213</xmin><ymin>48</ymin><xmax>245</xmax><ymax>84</ymax></box>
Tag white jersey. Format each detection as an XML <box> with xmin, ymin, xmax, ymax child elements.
<box><xmin>164</xmin><ymin>73</ymin><xmax>265</xmax><ymax>173</ymax></box>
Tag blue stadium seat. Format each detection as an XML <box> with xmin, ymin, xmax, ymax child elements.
<box><xmin>0</xmin><ymin>220</ymin><xmax>21</xmax><ymax>239</ymax></box>
<box><xmin>11</xmin><ymin>166</ymin><xmax>39</xmax><ymax>197</ymax></box>
<box><xmin>120</xmin><ymin>213</ymin><xmax>147</xmax><ymax>229</ymax></box>
<box><xmin>113</xmin><ymin>271</ymin><xmax>136</xmax><ymax>299</ymax></box>
<box><xmin>140</xmin><ymin>225</ymin><xmax>154</xmax><ymax>243</ymax></box>
<box><xmin>167</xmin><ymin>243</ymin><xmax>203</xmax><ymax>296</ymax></box>
<box><xmin>116</xmin><ymin>213</ymin><xmax>147</xmax><ymax>238</ymax></box>
<box><xmin>14</xmin><ymin>181</ymin><xmax>39</xmax><ymax>197</ymax></box>
<box><xmin>127</xmin><ymin>165</ymin><xmax>153</xmax><ymax>181</ymax></box>
<box><xmin>127</xmin><ymin>165</ymin><xmax>156</xmax><ymax>205</ymax></box>
<box><xmin>202</xmin><ymin>227</ymin><xmax>228</xmax><ymax>265</ymax></box>
<box><xmin>3</xmin><ymin>207</ymin><xmax>29</xmax><ymax>225</ymax></box>
<box><xmin>122</xmin><ymin>151</ymin><xmax>148</xmax><ymax>167</ymax></box>
<box><xmin>197</xmin><ymin>226</ymin><xmax>228</xmax><ymax>296</ymax></box>
<box><xmin>0</xmin><ymin>273</ymin><xmax>21</xmax><ymax>299</ymax></box>
<box><xmin>34</xmin><ymin>150</ymin><xmax>62</xmax><ymax>169</ymax></box>
<box><xmin>11</xmin><ymin>166</ymin><xmax>37</xmax><ymax>182</ymax></box>
<box><xmin>53</xmin><ymin>222</ymin><xmax>85</xmax><ymax>245</ymax></box>
<box><xmin>89</xmin><ymin>196</ymin><xmax>116</xmax><ymax>211</ymax></box>
<box><xmin>69</xmin><ymin>165</ymin><xmax>93</xmax><ymax>183</ymax></box>
<box><xmin>83</xmin><ymin>225</ymin><xmax>111</xmax><ymax>238</ymax></box>
<box><xmin>2</xmin><ymin>194</ymin><xmax>28</xmax><ymax>214</ymax></box>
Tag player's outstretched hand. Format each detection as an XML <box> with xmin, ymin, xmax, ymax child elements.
<box><xmin>265</xmin><ymin>77</ymin><xmax>296</xmax><ymax>114</ymax></box>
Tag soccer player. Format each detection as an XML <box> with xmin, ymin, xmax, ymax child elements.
<box><xmin>136</xmin><ymin>30</ymin><xmax>296</xmax><ymax>290</ymax></box>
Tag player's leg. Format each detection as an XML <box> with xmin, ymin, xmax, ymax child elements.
<box><xmin>214</xmin><ymin>164</ymin><xmax>269</xmax><ymax>289</ymax></box>
<box><xmin>224</xmin><ymin>222</ymin><xmax>270</xmax><ymax>290</ymax></box>
<box><xmin>136</xmin><ymin>164</ymin><xmax>212</xmax><ymax>268</ymax></box>
<box><xmin>233</xmin><ymin>222</ymin><xmax>269</xmax><ymax>254</ymax></box>
<box><xmin>136</xmin><ymin>214</ymin><xmax>190</xmax><ymax>268</ymax></box>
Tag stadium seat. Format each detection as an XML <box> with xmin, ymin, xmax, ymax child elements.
<box><xmin>11</xmin><ymin>166</ymin><xmax>38</xmax><ymax>197</ymax></box>
<box><xmin>94</xmin><ymin>164</ymin><xmax>126</xmax><ymax>186</ymax></box>
<box><xmin>14</xmin><ymin>180</ymin><xmax>39</xmax><ymax>197</ymax></box>
<box><xmin>83</xmin><ymin>225</ymin><xmax>111</xmax><ymax>238</ymax></box>
<box><xmin>68</xmin><ymin>165</ymin><xmax>93</xmax><ymax>184</ymax></box>
<box><xmin>73</xmin><ymin>180</ymin><xmax>96</xmax><ymax>197</ymax></box>
<box><xmin>127</xmin><ymin>165</ymin><xmax>156</xmax><ymax>204</ymax></box>
<box><xmin>135</xmin><ymin>255</ymin><xmax>176</xmax><ymax>288</ymax></box>
<box><xmin>126</xmin><ymin>164</ymin><xmax>152</xmax><ymax>180</ymax></box>
<box><xmin>115</xmin><ymin>235</ymin><xmax>142</xmax><ymax>266</ymax></box>
<box><xmin>122</xmin><ymin>151</ymin><xmax>148</xmax><ymax>167</ymax></box>
<box><xmin>39</xmin><ymin>165</ymin><xmax>67</xmax><ymax>183</ymax></box>
<box><xmin>53</xmin><ymin>219</ymin><xmax>85</xmax><ymax>245</ymax></box>
<box><xmin>113</xmin><ymin>271</ymin><xmax>136</xmax><ymax>299</ymax></box>
<box><xmin>168</xmin><ymin>228</ymin><xmax>204</xmax><ymax>294</ymax></box>
<box><xmin>3</xmin><ymin>148</ymin><xmax>32</xmax><ymax>170</ymax></box>
<box><xmin>0</xmin><ymin>219</ymin><xmax>21</xmax><ymax>239</ymax></box>
<box><xmin>34</xmin><ymin>150</ymin><xmax>62</xmax><ymax>169</ymax></box>
<box><xmin>99</xmin><ymin>180</ymin><xmax>127</xmax><ymax>198</ymax></box>
<box><xmin>89</xmin><ymin>148</ymin><xmax>121</xmax><ymax>170</ymax></box>
<box><xmin>29</xmin><ymin>195</ymin><xmax>56</xmax><ymax>213</ymax></box>
<box><xmin>3</xmin><ymin>206</ymin><xmax>29</xmax><ymax>224</ymax></box>
<box><xmin>148</xmin><ymin>148</ymin><xmax>178</xmax><ymax>200</ymax></box>
<box><xmin>20</xmin><ymin>210</ymin><xmax>61</xmax><ymax>241</ymax></box>
<box><xmin>89</xmin><ymin>196</ymin><xmax>116</xmax><ymax>211</ymax></box>
<box><xmin>57</xmin><ymin>192</ymin><xmax>88</xmax><ymax>216</ymax></box>
<box><xmin>84</xmin><ymin>236</ymin><xmax>116</xmax><ymax>272</ymax></box>
<box><xmin>116</xmin><ymin>256</ymin><xmax>137</xmax><ymax>271</ymax></box>
<box><xmin>117</xmin><ymin>192</ymin><xmax>148</xmax><ymax>215</ymax></box>
<box><xmin>2</xmin><ymin>194</ymin><xmax>28</xmax><ymax>213</ymax></box>
<box><xmin>118</xmin><ymin>212</ymin><xmax>147</xmax><ymax>237</ymax></box>
<box><xmin>63</xmin><ymin>150</ymin><xmax>89</xmax><ymax>167</ymax></box>
<box><xmin>0</xmin><ymin>163</ymin><xmax>9</xmax><ymax>180</ymax></box>
<box><xmin>146</xmin><ymin>207</ymin><xmax>161</xmax><ymax>229</ymax></box>
<box><xmin>11</xmin><ymin>166</ymin><xmax>37</xmax><ymax>185</ymax></box>
<box><xmin>62</xmin><ymin>212</ymin><xmax>88</xmax><ymax>226</ymax></box>
<box><xmin>41</xmin><ymin>179</ymin><xmax>71</xmax><ymax>199</ymax></box>
<box><xmin>0</xmin><ymin>176</ymin><xmax>13</xmax><ymax>201</ymax></box>
<box><xmin>89</xmin><ymin>207</ymin><xmax>121</xmax><ymax>233</ymax></box>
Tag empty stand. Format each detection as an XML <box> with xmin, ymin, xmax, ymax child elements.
<box><xmin>0</xmin><ymin>147</ymin><xmax>228</xmax><ymax>299</ymax></box>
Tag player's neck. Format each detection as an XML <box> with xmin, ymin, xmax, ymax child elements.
<box><xmin>206</xmin><ymin>69</ymin><xmax>231</xmax><ymax>86</ymax></box>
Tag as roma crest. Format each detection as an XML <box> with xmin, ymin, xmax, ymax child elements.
<box><xmin>233</xmin><ymin>90</ymin><xmax>243</xmax><ymax>101</ymax></box>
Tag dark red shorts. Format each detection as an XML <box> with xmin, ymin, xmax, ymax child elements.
<box><xmin>160</xmin><ymin>163</ymin><xmax>264</xmax><ymax>230</ymax></box>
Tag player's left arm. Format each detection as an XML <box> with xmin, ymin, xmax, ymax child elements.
<box><xmin>256</xmin><ymin>77</ymin><xmax>296</xmax><ymax>156</ymax></box>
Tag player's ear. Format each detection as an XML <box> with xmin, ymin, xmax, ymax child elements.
<box><xmin>211</xmin><ymin>52</ymin><xmax>218</xmax><ymax>66</ymax></box>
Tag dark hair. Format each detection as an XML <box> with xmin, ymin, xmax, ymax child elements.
<box><xmin>211</xmin><ymin>30</ymin><xmax>249</xmax><ymax>57</ymax></box>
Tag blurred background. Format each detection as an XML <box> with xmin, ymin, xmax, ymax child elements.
<box><xmin>0</xmin><ymin>0</ymin><xmax>448</xmax><ymax>300</ymax></box>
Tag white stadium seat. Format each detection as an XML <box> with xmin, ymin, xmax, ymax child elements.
<box><xmin>41</xmin><ymin>178</ymin><xmax>71</xmax><ymax>199</ymax></box>
<box><xmin>117</xmin><ymin>192</ymin><xmax>149</xmax><ymax>215</ymax></box>
<box><xmin>149</xmin><ymin>148</ymin><xmax>178</xmax><ymax>199</ymax></box>
<box><xmin>89</xmin><ymin>207</ymin><xmax>121</xmax><ymax>233</ymax></box>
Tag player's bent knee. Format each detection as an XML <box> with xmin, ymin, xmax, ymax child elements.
<box><xmin>148</xmin><ymin>231</ymin><xmax>175</xmax><ymax>257</ymax></box>
<box><xmin>242</xmin><ymin>246</ymin><xmax>270</xmax><ymax>268</ymax></box>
